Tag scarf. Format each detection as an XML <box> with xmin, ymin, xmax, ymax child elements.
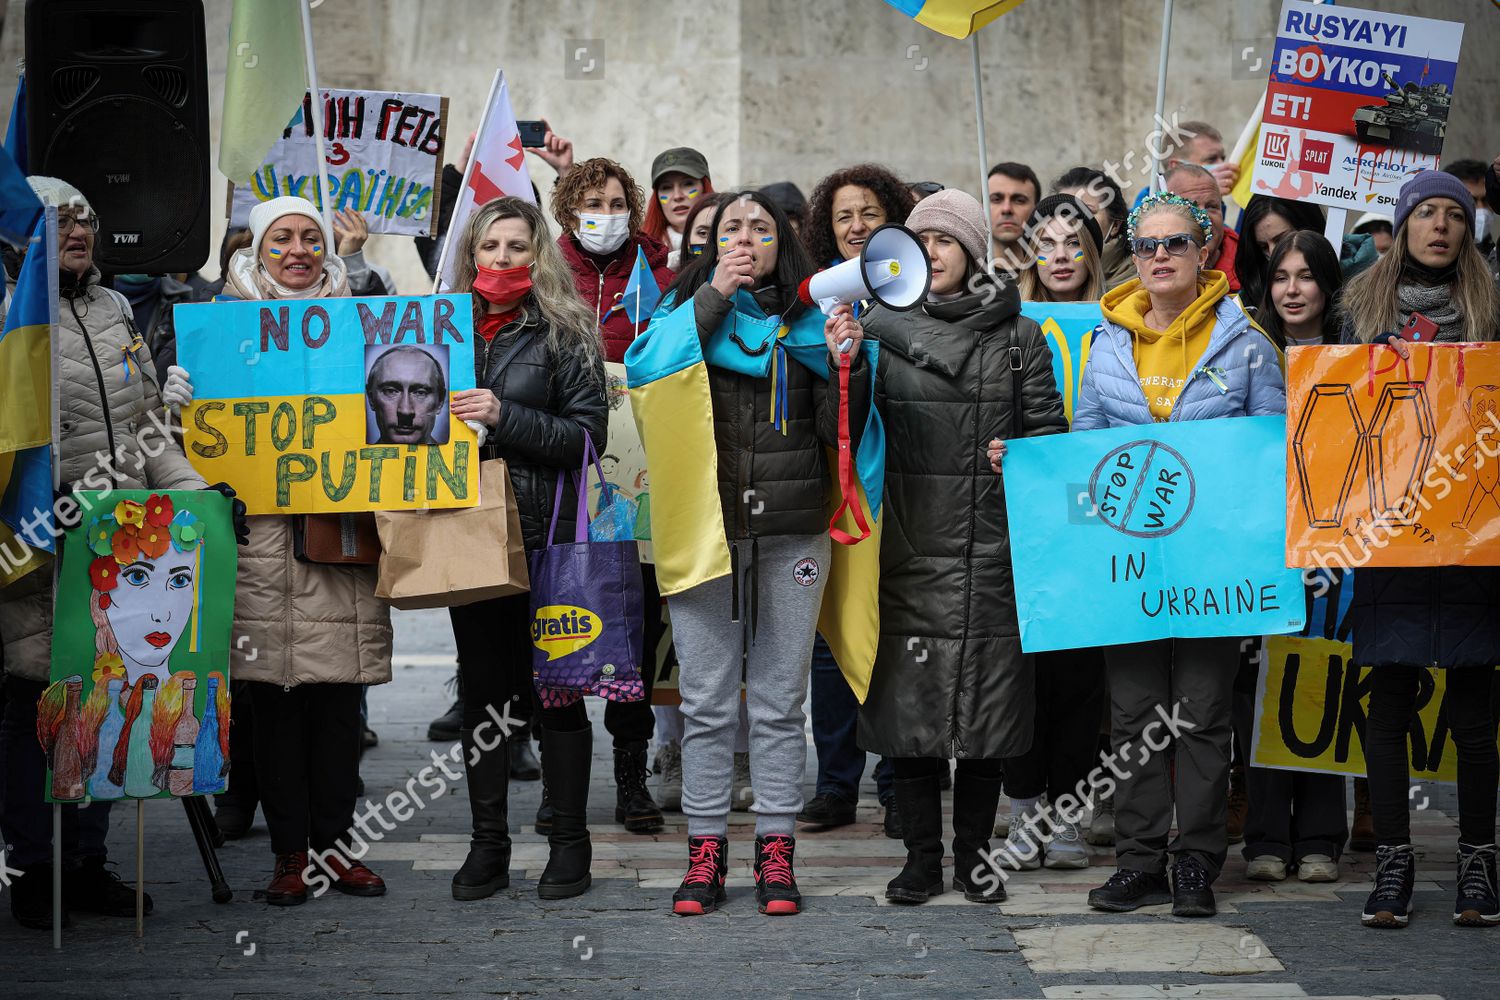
<box><xmin>1396</xmin><ymin>280</ymin><xmax>1464</xmax><ymax>343</ymax></box>
<box><xmin>223</xmin><ymin>246</ymin><xmax>350</xmax><ymax>301</ymax></box>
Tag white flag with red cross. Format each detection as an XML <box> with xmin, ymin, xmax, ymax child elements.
<box><xmin>434</xmin><ymin>69</ymin><xmax>535</xmax><ymax>292</ymax></box>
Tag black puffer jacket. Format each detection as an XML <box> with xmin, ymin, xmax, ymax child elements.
<box><xmin>476</xmin><ymin>303</ymin><xmax>608</xmax><ymax>551</ymax></box>
<box><xmin>1349</xmin><ymin>568</ymin><xmax>1500</xmax><ymax>668</ymax></box>
<box><xmin>839</xmin><ymin>276</ymin><xmax>1067</xmax><ymax>759</ymax></box>
<box><xmin>693</xmin><ymin>283</ymin><xmax>867</xmax><ymax>539</ymax></box>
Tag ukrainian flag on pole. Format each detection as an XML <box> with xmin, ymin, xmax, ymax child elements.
<box><xmin>0</xmin><ymin>208</ymin><xmax>58</xmax><ymax>585</ymax></box>
<box><xmin>624</xmin><ymin>296</ymin><xmax>888</xmax><ymax>700</ymax></box>
<box><xmin>882</xmin><ymin>0</ymin><xmax>1027</xmax><ymax>38</ymax></box>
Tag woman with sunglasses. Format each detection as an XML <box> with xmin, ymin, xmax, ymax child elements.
<box><xmin>1072</xmin><ymin>193</ymin><xmax>1285</xmax><ymax>918</ymax></box>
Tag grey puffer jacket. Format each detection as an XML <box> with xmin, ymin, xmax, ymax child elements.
<box><xmin>839</xmin><ymin>276</ymin><xmax>1067</xmax><ymax>759</ymax></box>
<box><xmin>0</xmin><ymin>265</ymin><xmax>205</xmax><ymax>682</ymax></box>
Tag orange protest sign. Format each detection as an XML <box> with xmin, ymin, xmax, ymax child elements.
<box><xmin>1286</xmin><ymin>343</ymin><xmax>1500</xmax><ymax>569</ymax></box>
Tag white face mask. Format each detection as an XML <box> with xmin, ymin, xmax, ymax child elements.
<box><xmin>576</xmin><ymin>212</ymin><xmax>631</xmax><ymax>254</ymax></box>
<box><xmin>1475</xmin><ymin>208</ymin><xmax>1492</xmax><ymax>244</ymax></box>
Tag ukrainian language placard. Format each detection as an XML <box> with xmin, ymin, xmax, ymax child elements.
<box><xmin>1004</xmin><ymin>416</ymin><xmax>1305</xmax><ymax>652</ymax></box>
<box><xmin>176</xmin><ymin>296</ymin><xmax>480</xmax><ymax>515</ymax></box>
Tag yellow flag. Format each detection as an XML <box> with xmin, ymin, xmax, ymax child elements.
<box><xmin>1231</xmin><ymin>124</ymin><xmax>1258</xmax><ymax>209</ymax></box>
<box><xmin>218</xmin><ymin>0</ymin><xmax>308</xmax><ymax>183</ymax></box>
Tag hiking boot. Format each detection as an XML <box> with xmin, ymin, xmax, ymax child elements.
<box><xmin>1226</xmin><ymin>766</ymin><xmax>1248</xmax><ymax>844</ymax></box>
<box><xmin>1349</xmin><ymin>777</ymin><xmax>1375</xmax><ymax>852</ymax></box>
<box><xmin>731</xmin><ymin>751</ymin><xmax>754</xmax><ymax>812</ymax></box>
<box><xmin>754</xmin><ymin>834</ymin><xmax>802</xmax><ymax>915</ymax></box>
<box><xmin>266</xmin><ymin>852</ymin><xmax>309</xmax><ymax>907</ymax></box>
<box><xmin>1454</xmin><ymin>842</ymin><xmax>1499</xmax><ymax>927</ymax></box>
<box><xmin>656</xmin><ymin>740</ymin><xmax>683</xmax><ymax>811</ymax></box>
<box><xmin>1362</xmin><ymin>844</ymin><xmax>1415</xmax><ymax>928</ymax></box>
<box><xmin>1088</xmin><ymin>868</ymin><xmax>1171</xmax><ymax>912</ymax></box>
<box><xmin>1247</xmin><ymin>855</ymin><xmax>1288</xmax><ymax>881</ymax></box>
<box><xmin>1043</xmin><ymin>818</ymin><xmax>1089</xmax><ymax>869</ymax></box>
<box><xmin>614</xmin><ymin>740</ymin><xmax>665</xmax><ymax>834</ymax></box>
<box><xmin>796</xmin><ymin>792</ymin><xmax>856</xmax><ymax>829</ymax></box>
<box><xmin>1296</xmin><ymin>854</ymin><xmax>1339</xmax><ymax>883</ymax></box>
<box><xmin>1171</xmin><ymin>856</ymin><xmax>1216</xmax><ymax>917</ymax></box>
<box><xmin>65</xmin><ymin>856</ymin><xmax>152</xmax><ymax>918</ymax></box>
<box><xmin>672</xmin><ymin>835</ymin><xmax>728</xmax><ymax>916</ymax></box>
<box><xmin>10</xmin><ymin>864</ymin><xmax>69</xmax><ymax>930</ymax></box>
<box><xmin>885</xmin><ymin>776</ymin><xmax>945</xmax><ymax>904</ymax></box>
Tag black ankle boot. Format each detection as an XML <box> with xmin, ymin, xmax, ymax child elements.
<box><xmin>427</xmin><ymin>668</ymin><xmax>463</xmax><ymax>742</ymax></box>
<box><xmin>951</xmin><ymin>769</ymin><xmax>1006</xmax><ymax>903</ymax></box>
<box><xmin>885</xmin><ymin>775</ymin><xmax>945</xmax><ymax>904</ymax></box>
<box><xmin>538</xmin><ymin>726</ymin><xmax>593</xmax><ymax>899</ymax></box>
<box><xmin>452</xmin><ymin>729</ymin><xmax>512</xmax><ymax>901</ymax></box>
<box><xmin>614</xmin><ymin>739</ymin><xmax>664</xmax><ymax>834</ymax></box>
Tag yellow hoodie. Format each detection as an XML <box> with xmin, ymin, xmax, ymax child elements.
<box><xmin>1101</xmin><ymin>270</ymin><xmax>1229</xmax><ymax>422</ymax></box>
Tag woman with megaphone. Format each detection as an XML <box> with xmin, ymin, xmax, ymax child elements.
<box><xmin>626</xmin><ymin>191</ymin><xmax>873</xmax><ymax>917</ymax></box>
<box><xmin>824</xmin><ymin>190</ymin><xmax>1068</xmax><ymax>905</ymax></box>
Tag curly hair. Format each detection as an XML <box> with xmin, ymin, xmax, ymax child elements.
<box><xmin>804</xmin><ymin>163</ymin><xmax>912</xmax><ymax>265</ymax></box>
<box><xmin>549</xmin><ymin>157</ymin><xmax>645</xmax><ymax>237</ymax></box>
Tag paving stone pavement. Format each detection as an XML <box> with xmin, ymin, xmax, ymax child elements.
<box><xmin>3</xmin><ymin>610</ymin><xmax>1497</xmax><ymax>998</ymax></box>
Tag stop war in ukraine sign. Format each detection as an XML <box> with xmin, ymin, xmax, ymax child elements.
<box><xmin>1249</xmin><ymin>1</ymin><xmax>1464</xmax><ymax>213</ymax></box>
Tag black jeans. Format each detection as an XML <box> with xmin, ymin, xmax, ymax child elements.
<box><xmin>1003</xmin><ymin>648</ymin><xmax>1106</xmax><ymax>801</ymax></box>
<box><xmin>893</xmin><ymin>757</ymin><xmax>1003</xmax><ymax>781</ymax></box>
<box><xmin>248</xmin><ymin>681</ymin><xmax>363</xmax><ymax>856</ymax></box>
<box><xmin>1243</xmin><ymin>769</ymin><xmax>1348</xmax><ymax>862</ymax></box>
<box><xmin>1367</xmin><ymin>664</ymin><xmax>1498</xmax><ymax>847</ymax></box>
<box><xmin>0</xmin><ymin>676</ymin><xmax>112</xmax><ymax>868</ymax></box>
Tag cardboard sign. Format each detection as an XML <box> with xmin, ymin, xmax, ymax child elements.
<box><xmin>1005</xmin><ymin>416</ymin><xmax>1305</xmax><ymax>652</ymax></box>
<box><xmin>175</xmin><ymin>296</ymin><xmax>480</xmax><ymax>515</ymax></box>
<box><xmin>229</xmin><ymin>89</ymin><xmax>447</xmax><ymax>236</ymax></box>
<box><xmin>43</xmin><ymin>491</ymin><xmax>237</xmax><ymax>802</ymax></box>
<box><xmin>1248</xmin><ymin>1</ymin><xmax>1464</xmax><ymax>212</ymax></box>
<box><xmin>1020</xmin><ymin>302</ymin><xmax>1100</xmax><ymax>426</ymax></box>
<box><xmin>1285</xmin><ymin>343</ymin><xmax>1500</xmax><ymax>568</ymax></box>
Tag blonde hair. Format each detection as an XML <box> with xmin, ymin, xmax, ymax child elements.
<box><xmin>453</xmin><ymin>198</ymin><xmax>605</xmax><ymax>387</ymax></box>
<box><xmin>1341</xmin><ymin>219</ymin><xmax>1500</xmax><ymax>343</ymax></box>
<box><xmin>1019</xmin><ymin>215</ymin><xmax>1105</xmax><ymax>302</ymax></box>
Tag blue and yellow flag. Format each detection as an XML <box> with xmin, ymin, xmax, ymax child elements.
<box><xmin>625</xmin><ymin>291</ymin><xmax>887</xmax><ymax>699</ymax></box>
<box><xmin>0</xmin><ymin>210</ymin><xmax>57</xmax><ymax>585</ymax></box>
<box><xmin>619</xmin><ymin>245</ymin><xmax>662</xmax><ymax>330</ymax></box>
<box><xmin>882</xmin><ymin>0</ymin><xmax>1028</xmax><ymax>39</ymax></box>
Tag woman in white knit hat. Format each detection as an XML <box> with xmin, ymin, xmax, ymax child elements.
<box><xmin>823</xmin><ymin>189</ymin><xmax>1066</xmax><ymax>905</ymax></box>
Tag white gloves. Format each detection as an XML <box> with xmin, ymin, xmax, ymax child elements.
<box><xmin>464</xmin><ymin>419</ymin><xmax>488</xmax><ymax>448</ymax></box>
<box><xmin>163</xmin><ymin>365</ymin><xmax>194</xmax><ymax>409</ymax></box>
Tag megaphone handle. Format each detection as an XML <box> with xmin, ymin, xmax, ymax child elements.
<box><xmin>828</xmin><ymin>350</ymin><xmax>872</xmax><ymax>546</ymax></box>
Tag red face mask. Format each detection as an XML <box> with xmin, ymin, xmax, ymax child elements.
<box><xmin>472</xmin><ymin>262</ymin><xmax>533</xmax><ymax>305</ymax></box>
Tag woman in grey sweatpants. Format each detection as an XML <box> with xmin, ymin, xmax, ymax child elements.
<box><xmin>644</xmin><ymin>191</ymin><xmax>869</xmax><ymax>917</ymax></box>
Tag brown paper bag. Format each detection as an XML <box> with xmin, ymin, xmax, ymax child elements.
<box><xmin>374</xmin><ymin>460</ymin><xmax>529</xmax><ymax>609</ymax></box>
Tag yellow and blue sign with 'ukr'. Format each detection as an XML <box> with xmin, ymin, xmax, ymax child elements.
<box><xmin>174</xmin><ymin>295</ymin><xmax>480</xmax><ymax>515</ymax></box>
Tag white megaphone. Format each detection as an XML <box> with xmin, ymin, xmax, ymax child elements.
<box><xmin>797</xmin><ymin>223</ymin><xmax>931</xmax><ymax>318</ymax></box>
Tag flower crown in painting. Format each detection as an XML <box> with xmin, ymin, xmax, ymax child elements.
<box><xmin>86</xmin><ymin>495</ymin><xmax>203</xmax><ymax>609</ymax></box>
<box><xmin>1126</xmin><ymin>192</ymin><xmax>1214</xmax><ymax>244</ymax></box>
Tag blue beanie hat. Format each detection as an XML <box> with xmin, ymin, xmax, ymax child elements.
<box><xmin>1393</xmin><ymin>170</ymin><xmax>1475</xmax><ymax>235</ymax></box>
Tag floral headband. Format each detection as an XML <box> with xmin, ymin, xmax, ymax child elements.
<box><xmin>86</xmin><ymin>495</ymin><xmax>203</xmax><ymax>608</ymax></box>
<box><xmin>1127</xmin><ymin>192</ymin><xmax>1214</xmax><ymax>244</ymax></box>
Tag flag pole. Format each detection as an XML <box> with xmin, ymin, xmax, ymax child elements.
<box><xmin>969</xmin><ymin>35</ymin><xmax>991</xmax><ymax>271</ymax></box>
<box><xmin>45</xmin><ymin>205</ymin><xmax>61</xmax><ymax>951</ymax></box>
<box><xmin>297</xmin><ymin>0</ymin><xmax>334</xmax><ymax>237</ymax></box>
<box><xmin>433</xmin><ymin>68</ymin><xmax>503</xmax><ymax>294</ymax></box>
<box><xmin>1149</xmin><ymin>0</ymin><xmax>1175</xmax><ymax>194</ymax></box>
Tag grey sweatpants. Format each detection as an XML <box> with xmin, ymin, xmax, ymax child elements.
<box><xmin>669</xmin><ymin>533</ymin><xmax>831</xmax><ymax>837</ymax></box>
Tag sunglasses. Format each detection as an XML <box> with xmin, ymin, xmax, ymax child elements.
<box><xmin>1130</xmin><ymin>233</ymin><xmax>1199</xmax><ymax>259</ymax></box>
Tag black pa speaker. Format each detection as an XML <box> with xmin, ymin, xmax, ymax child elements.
<box><xmin>25</xmin><ymin>0</ymin><xmax>209</xmax><ymax>274</ymax></box>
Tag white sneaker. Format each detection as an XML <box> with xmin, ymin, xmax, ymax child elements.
<box><xmin>1043</xmin><ymin>818</ymin><xmax>1090</xmax><ymax>869</ymax></box>
<box><xmin>730</xmin><ymin>751</ymin><xmax>753</xmax><ymax>811</ymax></box>
<box><xmin>1085</xmin><ymin>790</ymin><xmax>1116</xmax><ymax>846</ymax></box>
<box><xmin>1246</xmin><ymin>855</ymin><xmax>1288</xmax><ymax>881</ymax></box>
<box><xmin>1296</xmin><ymin>854</ymin><xmax>1339</xmax><ymax>883</ymax></box>
<box><xmin>656</xmin><ymin>740</ymin><xmax>682</xmax><ymax>811</ymax></box>
<box><xmin>996</xmin><ymin>806</ymin><xmax>1044</xmax><ymax>871</ymax></box>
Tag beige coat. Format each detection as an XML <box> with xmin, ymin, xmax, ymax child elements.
<box><xmin>0</xmin><ymin>267</ymin><xmax>205</xmax><ymax>682</ymax></box>
<box><xmin>218</xmin><ymin>251</ymin><xmax>391</xmax><ymax>688</ymax></box>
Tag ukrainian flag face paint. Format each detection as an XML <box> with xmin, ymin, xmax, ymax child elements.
<box><xmin>310</xmin><ymin>245</ymin><xmax>324</xmax><ymax>258</ymax></box>
<box><xmin>266</xmin><ymin>246</ymin><xmax>286</xmax><ymax>260</ymax></box>
<box><xmin>758</xmin><ymin>235</ymin><xmax>775</xmax><ymax>247</ymax></box>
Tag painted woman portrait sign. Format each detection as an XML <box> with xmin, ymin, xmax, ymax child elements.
<box><xmin>41</xmin><ymin>491</ymin><xmax>238</xmax><ymax>802</ymax></box>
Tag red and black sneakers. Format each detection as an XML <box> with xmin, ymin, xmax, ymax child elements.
<box><xmin>672</xmin><ymin>835</ymin><xmax>728</xmax><ymax>916</ymax></box>
<box><xmin>754</xmin><ymin>834</ymin><xmax>802</xmax><ymax>915</ymax></box>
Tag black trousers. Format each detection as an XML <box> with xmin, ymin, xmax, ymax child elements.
<box><xmin>248</xmin><ymin>681</ymin><xmax>363</xmax><ymax>855</ymax></box>
<box><xmin>1367</xmin><ymin>664</ymin><xmax>1498</xmax><ymax>847</ymax></box>
<box><xmin>218</xmin><ymin>679</ymin><xmax>259</xmax><ymax>811</ymax></box>
<box><xmin>893</xmin><ymin>757</ymin><xmax>1003</xmax><ymax>781</ymax></box>
<box><xmin>1243</xmin><ymin>769</ymin><xmax>1348</xmax><ymax>862</ymax></box>
<box><xmin>1003</xmin><ymin>648</ymin><xmax>1106</xmax><ymax>801</ymax></box>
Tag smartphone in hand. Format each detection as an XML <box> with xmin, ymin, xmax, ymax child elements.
<box><xmin>1398</xmin><ymin>312</ymin><xmax>1439</xmax><ymax>343</ymax></box>
<box><xmin>516</xmin><ymin>120</ymin><xmax>549</xmax><ymax>148</ymax></box>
